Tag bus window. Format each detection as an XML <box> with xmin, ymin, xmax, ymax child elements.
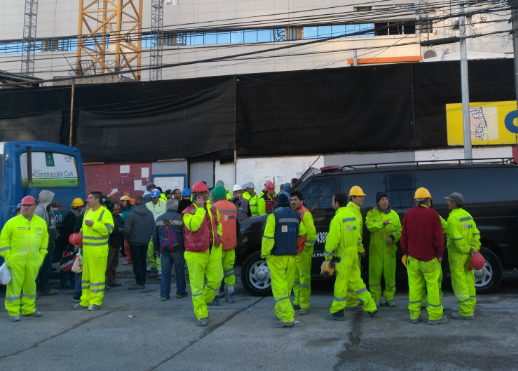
<box><xmin>20</xmin><ymin>152</ymin><xmax>79</xmax><ymax>188</ymax></box>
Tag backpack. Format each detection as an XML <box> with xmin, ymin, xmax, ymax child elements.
<box><xmin>161</xmin><ymin>225</ymin><xmax>179</xmax><ymax>251</ymax></box>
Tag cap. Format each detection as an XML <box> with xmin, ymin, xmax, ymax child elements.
<box><xmin>146</xmin><ymin>182</ymin><xmax>155</xmax><ymax>190</ymax></box>
<box><xmin>375</xmin><ymin>191</ymin><xmax>388</xmax><ymax>204</ymax></box>
<box><xmin>445</xmin><ymin>192</ymin><xmax>464</xmax><ymax>206</ymax></box>
<box><xmin>165</xmin><ymin>189</ymin><xmax>173</xmax><ymax>196</ymax></box>
<box><xmin>277</xmin><ymin>191</ymin><xmax>290</xmax><ymax>207</ymax></box>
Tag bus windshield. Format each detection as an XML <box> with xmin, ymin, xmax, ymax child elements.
<box><xmin>20</xmin><ymin>151</ymin><xmax>79</xmax><ymax>188</ymax></box>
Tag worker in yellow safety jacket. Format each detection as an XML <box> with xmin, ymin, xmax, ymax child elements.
<box><xmin>146</xmin><ymin>188</ymin><xmax>167</xmax><ymax>276</ymax></box>
<box><xmin>0</xmin><ymin>196</ymin><xmax>49</xmax><ymax>322</ymax></box>
<box><xmin>324</xmin><ymin>191</ymin><xmax>378</xmax><ymax>320</ymax></box>
<box><xmin>290</xmin><ymin>190</ymin><xmax>316</xmax><ymax>315</ymax></box>
<box><xmin>74</xmin><ymin>191</ymin><xmax>114</xmax><ymax>311</ymax></box>
<box><xmin>182</xmin><ymin>181</ymin><xmax>223</xmax><ymax>327</ymax></box>
<box><xmin>242</xmin><ymin>182</ymin><xmax>259</xmax><ymax>216</ymax></box>
<box><xmin>365</xmin><ymin>192</ymin><xmax>402</xmax><ymax>308</ymax></box>
<box><xmin>261</xmin><ymin>191</ymin><xmax>306</xmax><ymax>328</ymax></box>
<box><xmin>445</xmin><ymin>192</ymin><xmax>481</xmax><ymax>320</ymax></box>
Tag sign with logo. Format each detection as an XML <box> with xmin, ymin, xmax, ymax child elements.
<box><xmin>446</xmin><ymin>101</ymin><xmax>518</xmax><ymax>145</ymax></box>
<box><xmin>21</xmin><ymin>152</ymin><xmax>79</xmax><ymax>187</ymax></box>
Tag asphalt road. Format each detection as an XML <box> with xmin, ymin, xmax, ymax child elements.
<box><xmin>0</xmin><ymin>267</ymin><xmax>517</xmax><ymax>371</ymax></box>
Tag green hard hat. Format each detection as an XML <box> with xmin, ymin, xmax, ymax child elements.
<box><xmin>211</xmin><ymin>185</ymin><xmax>227</xmax><ymax>202</ymax></box>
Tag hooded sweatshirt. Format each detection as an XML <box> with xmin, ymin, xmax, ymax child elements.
<box><xmin>35</xmin><ymin>190</ymin><xmax>57</xmax><ymax>241</ymax></box>
<box><xmin>123</xmin><ymin>204</ymin><xmax>155</xmax><ymax>246</ymax></box>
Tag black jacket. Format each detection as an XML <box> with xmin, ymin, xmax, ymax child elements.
<box><xmin>109</xmin><ymin>214</ymin><xmax>124</xmax><ymax>248</ymax></box>
<box><xmin>123</xmin><ymin>205</ymin><xmax>155</xmax><ymax>246</ymax></box>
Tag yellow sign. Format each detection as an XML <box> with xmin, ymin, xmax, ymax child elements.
<box><xmin>446</xmin><ymin>101</ymin><xmax>518</xmax><ymax>145</ymax></box>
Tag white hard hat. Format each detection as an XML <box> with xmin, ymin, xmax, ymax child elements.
<box><xmin>233</xmin><ymin>184</ymin><xmax>243</xmax><ymax>192</ymax></box>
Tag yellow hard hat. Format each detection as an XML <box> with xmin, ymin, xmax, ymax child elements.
<box><xmin>120</xmin><ymin>195</ymin><xmax>131</xmax><ymax>201</ymax></box>
<box><xmin>414</xmin><ymin>187</ymin><xmax>432</xmax><ymax>200</ymax></box>
<box><xmin>71</xmin><ymin>198</ymin><xmax>84</xmax><ymax>207</ymax></box>
<box><xmin>349</xmin><ymin>185</ymin><xmax>366</xmax><ymax>197</ymax></box>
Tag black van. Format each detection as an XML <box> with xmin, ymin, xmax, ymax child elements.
<box><xmin>236</xmin><ymin>158</ymin><xmax>518</xmax><ymax>296</ymax></box>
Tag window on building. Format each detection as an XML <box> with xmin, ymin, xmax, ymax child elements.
<box><xmin>303</xmin><ymin>23</ymin><xmax>375</xmax><ymax>39</ymax></box>
<box><xmin>385</xmin><ymin>174</ymin><xmax>415</xmax><ymax>208</ymax></box>
<box><xmin>375</xmin><ymin>22</ymin><xmax>416</xmax><ymax>36</ymax></box>
<box><xmin>244</xmin><ymin>29</ymin><xmax>257</xmax><ymax>43</ymax></box>
<box><xmin>43</xmin><ymin>38</ymin><xmax>58</xmax><ymax>51</ymax></box>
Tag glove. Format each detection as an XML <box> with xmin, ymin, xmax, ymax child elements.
<box><xmin>321</xmin><ymin>260</ymin><xmax>328</xmax><ymax>271</ymax></box>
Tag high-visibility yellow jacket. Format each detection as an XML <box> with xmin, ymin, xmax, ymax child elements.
<box><xmin>261</xmin><ymin>209</ymin><xmax>306</xmax><ymax>258</ymax></box>
<box><xmin>296</xmin><ymin>205</ymin><xmax>317</xmax><ymax>250</ymax></box>
<box><xmin>182</xmin><ymin>202</ymin><xmax>222</xmax><ymax>251</ymax></box>
<box><xmin>243</xmin><ymin>191</ymin><xmax>259</xmax><ymax>216</ymax></box>
<box><xmin>0</xmin><ymin>214</ymin><xmax>49</xmax><ymax>262</ymax></box>
<box><xmin>365</xmin><ymin>207</ymin><xmax>402</xmax><ymax>250</ymax></box>
<box><xmin>82</xmin><ymin>206</ymin><xmax>114</xmax><ymax>249</ymax></box>
<box><xmin>446</xmin><ymin>208</ymin><xmax>481</xmax><ymax>254</ymax></box>
<box><xmin>324</xmin><ymin>206</ymin><xmax>362</xmax><ymax>261</ymax></box>
<box><xmin>347</xmin><ymin>201</ymin><xmax>365</xmax><ymax>253</ymax></box>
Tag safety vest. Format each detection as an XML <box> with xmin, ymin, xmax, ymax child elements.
<box><xmin>214</xmin><ymin>199</ymin><xmax>237</xmax><ymax>250</ymax></box>
<box><xmin>182</xmin><ymin>203</ymin><xmax>221</xmax><ymax>253</ymax></box>
<box><xmin>271</xmin><ymin>207</ymin><xmax>300</xmax><ymax>256</ymax></box>
<box><xmin>249</xmin><ymin>193</ymin><xmax>259</xmax><ymax>216</ymax></box>
<box><xmin>82</xmin><ymin>206</ymin><xmax>114</xmax><ymax>249</ymax></box>
<box><xmin>296</xmin><ymin>206</ymin><xmax>310</xmax><ymax>254</ymax></box>
<box><xmin>260</xmin><ymin>194</ymin><xmax>276</xmax><ymax>214</ymax></box>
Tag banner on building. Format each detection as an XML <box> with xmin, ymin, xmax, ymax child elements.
<box><xmin>446</xmin><ymin>101</ymin><xmax>518</xmax><ymax>145</ymax></box>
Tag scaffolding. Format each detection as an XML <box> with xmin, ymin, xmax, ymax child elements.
<box><xmin>150</xmin><ymin>0</ymin><xmax>164</xmax><ymax>81</ymax></box>
<box><xmin>76</xmin><ymin>0</ymin><xmax>143</xmax><ymax>80</ymax></box>
<box><xmin>21</xmin><ymin>0</ymin><xmax>38</xmax><ymax>76</ymax></box>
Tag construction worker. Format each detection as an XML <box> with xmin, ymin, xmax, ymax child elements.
<box><xmin>366</xmin><ymin>192</ymin><xmax>402</xmax><ymax>308</ymax></box>
<box><xmin>400</xmin><ymin>187</ymin><xmax>446</xmax><ymax>325</ymax></box>
<box><xmin>445</xmin><ymin>192</ymin><xmax>480</xmax><ymax>320</ymax></box>
<box><xmin>182</xmin><ymin>181</ymin><xmax>223</xmax><ymax>327</ymax></box>
<box><xmin>242</xmin><ymin>182</ymin><xmax>259</xmax><ymax>216</ymax></box>
<box><xmin>146</xmin><ymin>188</ymin><xmax>166</xmax><ymax>277</ymax></box>
<box><xmin>345</xmin><ymin>185</ymin><xmax>367</xmax><ymax>311</ymax></box>
<box><xmin>290</xmin><ymin>190</ymin><xmax>316</xmax><ymax>315</ymax></box>
<box><xmin>258</xmin><ymin>182</ymin><xmax>276</xmax><ymax>215</ymax></box>
<box><xmin>211</xmin><ymin>185</ymin><xmax>239</xmax><ymax>303</ymax></box>
<box><xmin>325</xmin><ymin>192</ymin><xmax>378</xmax><ymax>321</ymax></box>
<box><xmin>261</xmin><ymin>191</ymin><xmax>306</xmax><ymax>328</ymax></box>
<box><xmin>178</xmin><ymin>188</ymin><xmax>192</xmax><ymax>214</ymax></box>
<box><xmin>215</xmin><ymin>180</ymin><xmax>232</xmax><ymax>200</ymax></box>
<box><xmin>230</xmin><ymin>184</ymin><xmax>251</xmax><ymax>222</ymax></box>
<box><xmin>0</xmin><ymin>196</ymin><xmax>48</xmax><ymax>322</ymax></box>
<box><xmin>75</xmin><ymin>191</ymin><xmax>114</xmax><ymax>311</ymax></box>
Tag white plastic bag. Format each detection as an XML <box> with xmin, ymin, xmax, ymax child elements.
<box><xmin>71</xmin><ymin>252</ymin><xmax>83</xmax><ymax>273</ymax></box>
<box><xmin>0</xmin><ymin>262</ymin><xmax>12</xmax><ymax>285</ymax></box>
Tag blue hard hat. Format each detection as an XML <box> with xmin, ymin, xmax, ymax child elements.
<box><xmin>182</xmin><ymin>188</ymin><xmax>191</xmax><ymax>197</ymax></box>
<box><xmin>151</xmin><ymin>189</ymin><xmax>161</xmax><ymax>198</ymax></box>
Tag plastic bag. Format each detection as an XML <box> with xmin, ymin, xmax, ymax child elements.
<box><xmin>71</xmin><ymin>252</ymin><xmax>83</xmax><ymax>273</ymax></box>
<box><xmin>0</xmin><ymin>262</ymin><xmax>12</xmax><ymax>285</ymax></box>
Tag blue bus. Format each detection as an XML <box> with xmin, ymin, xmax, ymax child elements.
<box><xmin>0</xmin><ymin>141</ymin><xmax>86</xmax><ymax>263</ymax></box>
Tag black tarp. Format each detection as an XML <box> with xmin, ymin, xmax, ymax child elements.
<box><xmin>236</xmin><ymin>65</ymin><xmax>415</xmax><ymax>157</ymax></box>
<box><xmin>73</xmin><ymin>76</ymin><xmax>236</xmax><ymax>162</ymax></box>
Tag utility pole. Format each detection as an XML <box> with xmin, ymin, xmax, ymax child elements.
<box><xmin>459</xmin><ymin>0</ymin><xmax>473</xmax><ymax>161</ymax></box>
<box><xmin>512</xmin><ymin>1</ymin><xmax>518</xmax><ymax>133</ymax></box>
<box><xmin>21</xmin><ymin>0</ymin><xmax>38</xmax><ymax>76</ymax></box>
<box><xmin>150</xmin><ymin>0</ymin><xmax>164</xmax><ymax>81</ymax></box>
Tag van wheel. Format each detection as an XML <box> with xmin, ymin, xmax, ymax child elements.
<box><xmin>241</xmin><ymin>251</ymin><xmax>272</xmax><ymax>296</ymax></box>
<box><xmin>475</xmin><ymin>247</ymin><xmax>503</xmax><ymax>294</ymax></box>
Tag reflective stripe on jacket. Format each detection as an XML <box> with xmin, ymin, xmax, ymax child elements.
<box><xmin>214</xmin><ymin>200</ymin><xmax>238</xmax><ymax>250</ymax></box>
<box><xmin>261</xmin><ymin>207</ymin><xmax>306</xmax><ymax>257</ymax></box>
<box><xmin>324</xmin><ymin>206</ymin><xmax>362</xmax><ymax>260</ymax></box>
<box><xmin>82</xmin><ymin>206</ymin><xmax>114</xmax><ymax>248</ymax></box>
<box><xmin>0</xmin><ymin>214</ymin><xmax>49</xmax><ymax>261</ymax></box>
<box><xmin>296</xmin><ymin>205</ymin><xmax>317</xmax><ymax>254</ymax></box>
<box><xmin>182</xmin><ymin>203</ymin><xmax>222</xmax><ymax>253</ymax></box>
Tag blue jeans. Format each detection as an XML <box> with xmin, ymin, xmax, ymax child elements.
<box><xmin>160</xmin><ymin>249</ymin><xmax>186</xmax><ymax>298</ymax></box>
<box><xmin>37</xmin><ymin>241</ymin><xmax>55</xmax><ymax>293</ymax></box>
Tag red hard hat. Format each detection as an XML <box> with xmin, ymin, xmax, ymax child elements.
<box><xmin>68</xmin><ymin>232</ymin><xmax>83</xmax><ymax>247</ymax></box>
<box><xmin>191</xmin><ymin>181</ymin><xmax>208</xmax><ymax>193</ymax></box>
<box><xmin>265</xmin><ymin>182</ymin><xmax>275</xmax><ymax>190</ymax></box>
<box><xmin>123</xmin><ymin>191</ymin><xmax>131</xmax><ymax>195</ymax></box>
<box><xmin>468</xmin><ymin>251</ymin><xmax>485</xmax><ymax>271</ymax></box>
<box><xmin>20</xmin><ymin>196</ymin><xmax>37</xmax><ymax>205</ymax></box>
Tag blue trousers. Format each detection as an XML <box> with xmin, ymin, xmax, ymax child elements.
<box><xmin>160</xmin><ymin>249</ymin><xmax>186</xmax><ymax>298</ymax></box>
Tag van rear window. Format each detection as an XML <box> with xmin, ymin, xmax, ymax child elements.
<box><xmin>385</xmin><ymin>174</ymin><xmax>415</xmax><ymax>208</ymax></box>
<box><xmin>20</xmin><ymin>152</ymin><xmax>79</xmax><ymax>188</ymax></box>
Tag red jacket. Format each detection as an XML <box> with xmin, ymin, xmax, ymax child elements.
<box><xmin>400</xmin><ymin>206</ymin><xmax>444</xmax><ymax>261</ymax></box>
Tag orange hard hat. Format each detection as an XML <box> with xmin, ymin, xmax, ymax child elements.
<box><xmin>130</xmin><ymin>197</ymin><xmax>135</xmax><ymax>205</ymax></box>
<box><xmin>265</xmin><ymin>182</ymin><xmax>275</xmax><ymax>191</ymax></box>
<box><xmin>468</xmin><ymin>251</ymin><xmax>485</xmax><ymax>271</ymax></box>
<box><xmin>68</xmin><ymin>232</ymin><xmax>83</xmax><ymax>247</ymax></box>
<box><xmin>192</xmin><ymin>181</ymin><xmax>208</xmax><ymax>193</ymax></box>
<box><xmin>21</xmin><ymin>196</ymin><xmax>37</xmax><ymax>205</ymax></box>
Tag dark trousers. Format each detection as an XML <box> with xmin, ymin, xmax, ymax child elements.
<box><xmin>37</xmin><ymin>241</ymin><xmax>55</xmax><ymax>293</ymax></box>
<box><xmin>160</xmin><ymin>249</ymin><xmax>186</xmax><ymax>298</ymax></box>
<box><xmin>130</xmin><ymin>244</ymin><xmax>148</xmax><ymax>286</ymax></box>
<box><xmin>106</xmin><ymin>244</ymin><xmax>120</xmax><ymax>286</ymax></box>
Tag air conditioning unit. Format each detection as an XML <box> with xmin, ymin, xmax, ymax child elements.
<box><xmin>423</xmin><ymin>48</ymin><xmax>447</xmax><ymax>59</ymax></box>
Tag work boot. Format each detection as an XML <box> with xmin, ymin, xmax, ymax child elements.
<box><xmin>176</xmin><ymin>293</ymin><xmax>188</xmax><ymax>298</ymax></box>
<box><xmin>387</xmin><ymin>300</ymin><xmax>397</xmax><ymax>307</ymax></box>
<box><xmin>208</xmin><ymin>296</ymin><xmax>220</xmax><ymax>306</ymax></box>
<box><xmin>345</xmin><ymin>305</ymin><xmax>363</xmax><ymax>312</ymax></box>
<box><xmin>23</xmin><ymin>311</ymin><xmax>41</xmax><ymax>317</ymax></box>
<box><xmin>72</xmin><ymin>296</ymin><xmax>81</xmax><ymax>302</ymax></box>
<box><xmin>161</xmin><ymin>297</ymin><xmax>170</xmax><ymax>301</ymax></box>
<box><xmin>375</xmin><ymin>301</ymin><xmax>381</xmax><ymax>308</ymax></box>
<box><xmin>293</xmin><ymin>304</ymin><xmax>301</xmax><ymax>310</ymax></box>
<box><xmin>299</xmin><ymin>308</ymin><xmax>309</xmax><ymax>315</ymax></box>
<box><xmin>411</xmin><ymin>316</ymin><xmax>421</xmax><ymax>324</ymax></box>
<box><xmin>105</xmin><ymin>286</ymin><xmax>112</xmax><ymax>291</ymax></box>
<box><xmin>157</xmin><ymin>271</ymin><xmax>162</xmax><ymax>278</ymax></box>
<box><xmin>273</xmin><ymin>319</ymin><xmax>295</xmax><ymax>328</ymax></box>
<box><xmin>225</xmin><ymin>293</ymin><xmax>235</xmax><ymax>304</ymax></box>
<box><xmin>198</xmin><ymin>318</ymin><xmax>208</xmax><ymax>327</ymax></box>
<box><xmin>451</xmin><ymin>312</ymin><xmax>475</xmax><ymax>320</ymax></box>
<box><xmin>428</xmin><ymin>316</ymin><xmax>448</xmax><ymax>325</ymax></box>
<box><xmin>128</xmin><ymin>284</ymin><xmax>145</xmax><ymax>290</ymax></box>
<box><xmin>368</xmin><ymin>309</ymin><xmax>379</xmax><ymax>317</ymax></box>
<box><xmin>74</xmin><ymin>303</ymin><xmax>88</xmax><ymax>309</ymax></box>
<box><xmin>88</xmin><ymin>305</ymin><xmax>101</xmax><ymax>311</ymax></box>
<box><xmin>325</xmin><ymin>310</ymin><xmax>345</xmax><ymax>321</ymax></box>
<box><xmin>8</xmin><ymin>316</ymin><xmax>20</xmax><ymax>322</ymax></box>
